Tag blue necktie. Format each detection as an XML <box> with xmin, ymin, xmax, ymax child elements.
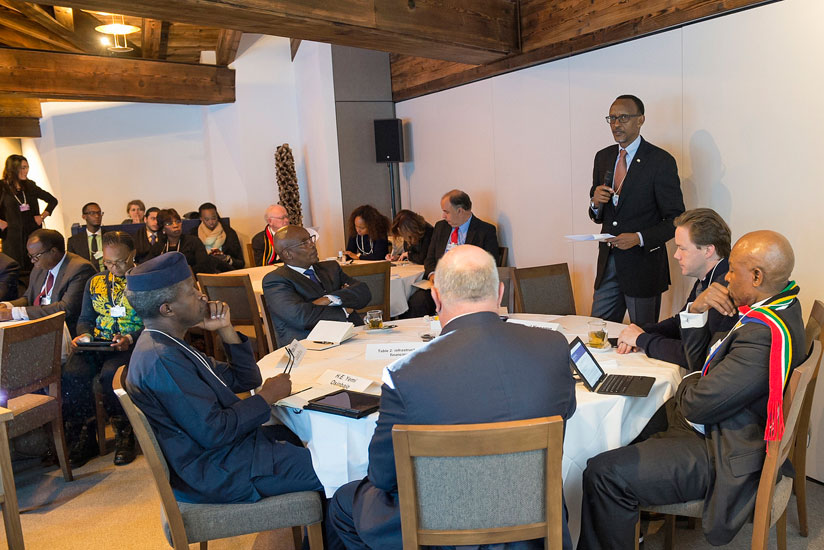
<box><xmin>305</xmin><ymin>267</ymin><xmax>321</xmax><ymax>286</ymax></box>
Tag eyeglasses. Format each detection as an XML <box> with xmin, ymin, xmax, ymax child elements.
<box><xmin>28</xmin><ymin>249</ymin><xmax>50</xmax><ymax>262</ymax></box>
<box><xmin>267</xmin><ymin>215</ymin><xmax>289</xmax><ymax>222</ymax></box>
<box><xmin>102</xmin><ymin>258</ymin><xmax>132</xmax><ymax>269</ymax></box>
<box><xmin>605</xmin><ymin>114</ymin><xmax>642</xmax><ymax>124</ymax></box>
<box><xmin>284</xmin><ymin>234</ymin><xmax>317</xmax><ymax>251</ymax></box>
<box><xmin>83</xmin><ymin>211</ymin><xmax>103</xmax><ymax>216</ymax></box>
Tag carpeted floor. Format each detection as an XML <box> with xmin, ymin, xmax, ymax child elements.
<box><xmin>3</xmin><ymin>450</ymin><xmax>824</xmax><ymax>549</ymax></box>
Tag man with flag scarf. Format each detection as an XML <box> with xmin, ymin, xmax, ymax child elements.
<box><xmin>577</xmin><ymin>230</ymin><xmax>806</xmax><ymax>549</ymax></box>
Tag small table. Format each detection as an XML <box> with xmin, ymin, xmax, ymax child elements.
<box><xmin>257</xmin><ymin>314</ymin><xmax>682</xmax><ymax>542</ymax></box>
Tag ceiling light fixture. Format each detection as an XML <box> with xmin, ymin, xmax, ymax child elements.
<box><xmin>94</xmin><ymin>14</ymin><xmax>139</xmax><ymax>53</ymax></box>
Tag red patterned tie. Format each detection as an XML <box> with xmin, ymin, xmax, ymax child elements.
<box><xmin>614</xmin><ymin>149</ymin><xmax>628</xmax><ymax>193</ymax></box>
<box><xmin>35</xmin><ymin>273</ymin><xmax>54</xmax><ymax>306</ymax></box>
<box><xmin>450</xmin><ymin>227</ymin><xmax>458</xmax><ymax>245</ymax></box>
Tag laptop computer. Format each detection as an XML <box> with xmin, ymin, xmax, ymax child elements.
<box><xmin>568</xmin><ymin>336</ymin><xmax>655</xmax><ymax>397</ymax></box>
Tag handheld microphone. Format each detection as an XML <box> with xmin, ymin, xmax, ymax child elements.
<box><xmin>603</xmin><ymin>169</ymin><xmax>614</xmax><ymax>190</ymax></box>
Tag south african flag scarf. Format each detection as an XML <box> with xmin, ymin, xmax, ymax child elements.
<box><xmin>701</xmin><ymin>281</ymin><xmax>800</xmax><ymax>441</ymax></box>
<box><xmin>262</xmin><ymin>226</ymin><xmax>278</xmax><ymax>265</ymax></box>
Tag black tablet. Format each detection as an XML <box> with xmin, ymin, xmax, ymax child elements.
<box><xmin>75</xmin><ymin>340</ymin><xmax>117</xmax><ymax>352</ymax></box>
<box><xmin>305</xmin><ymin>389</ymin><xmax>380</xmax><ymax>418</ymax></box>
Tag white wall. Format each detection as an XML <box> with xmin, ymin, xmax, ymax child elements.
<box><xmin>397</xmin><ymin>0</ymin><xmax>823</xmax><ymax>319</ymax></box>
<box><xmin>24</xmin><ymin>35</ymin><xmax>341</xmax><ymax>261</ymax></box>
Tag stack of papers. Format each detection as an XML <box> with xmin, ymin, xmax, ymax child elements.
<box><xmin>564</xmin><ymin>233</ymin><xmax>614</xmax><ymax>241</ymax></box>
<box><xmin>304</xmin><ymin>320</ymin><xmax>356</xmax><ymax>350</ymax></box>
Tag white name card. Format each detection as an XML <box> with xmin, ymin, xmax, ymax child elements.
<box><xmin>316</xmin><ymin>369</ymin><xmax>374</xmax><ymax>392</ymax></box>
<box><xmin>506</xmin><ymin>319</ymin><xmax>561</xmax><ymax>331</ymax></box>
<box><xmin>365</xmin><ymin>342</ymin><xmax>426</xmax><ymax>360</ymax></box>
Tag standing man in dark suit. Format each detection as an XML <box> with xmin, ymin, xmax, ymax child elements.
<box><xmin>589</xmin><ymin>95</ymin><xmax>685</xmax><ymax>326</ymax></box>
<box><xmin>134</xmin><ymin>206</ymin><xmax>162</xmax><ymax>264</ymax></box>
<box><xmin>329</xmin><ymin>245</ymin><xmax>577</xmax><ymax>550</ymax></box>
<box><xmin>578</xmin><ymin>230</ymin><xmax>806</xmax><ymax>549</ymax></box>
<box><xmin>405</xmin><ymin>189</ymin><xmax>499</xmax><ymax>317</ymax></box>
<box><xmin>67</xmin><ymin>202</ymin><xmax>105</xmax><ymax>272</ymax></box>
<box><xmin>262</xmin><ymin>226</ymin><xmax>371</xmax><ymax>347</ymax></box>
<box><xmin>0</xmin><ymin>229</ymin><xmax>95</xmax><ymax>336</ymax></box>
<box><xmin>0</xmin><ymin>252</ymin><xmax>19</xmax><ymax>301</ymax></box>
<box><xmin>616</xmin><ymin>208</ymin><xmax>737</xmax><ymax>369</ymax></box>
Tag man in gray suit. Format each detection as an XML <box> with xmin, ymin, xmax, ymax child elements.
<box><xmin>579</xmin><ymin>230</ymin><xmax>806</xmax><ymax>549</ymax></box>
<box><xmin>262</xmin><ymin>226</ymin><xmax>371</xmax><ymax>347</ymax></box>
<box><xmin>328</xmin><ymin>245</ymin><xmax>578</xmax><ymax>550</ymax></box>
<box><xmin>0</xmin><ymin>229</ymin><xmax>95</xmax><ymax>336</ymax></box>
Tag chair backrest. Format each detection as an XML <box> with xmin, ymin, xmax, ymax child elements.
<box><xmin>498</xmin><ymin>246</ymin><xmax>509</xmax><ymax>268</ymax></box>
<box><xmin>245</xmin><ymin>242</ymin><xmax>256</xmax><ymax>267</ymax></box>
<box><xmin>513</xmin><ymin>263</ymin><xmax>575</xmax><ymax>315</ymax></box>
<box><xmin>197</xmin><ymin>273</ymin><xmax>268</xmax><ymax>359</ymax></box>
<box><xmin>0</xmin><ymin>312</ymin><xmax>65</xmax><ymax>403</ymax></box>
<box><xmin>497</xmin><ymin>267</ymin><xmax>517</xmax><ymax>314</ymax></box>
<box><xmin>392</xmin><ymin>416</ymin><xmax>564</xmax><ymax>549</ymax></box>
<box><xmin>113</xmin><ymin>366</ymin><xmax>190</xmax><ymax>550</ymax></box>
<box><xmin>260</xmin><ymin>291</ymin><xmax>279</xmax><ymax>350</ymax></box>
<box><xmin>751</xmin><ymin>341</ymin><xmax>820</xmax><ymax>549</ymax></box>
<box><xmin>804</xmin><ymin>299</ymin><xmax>824</xmax><ymax>355</ymax></box>
<box><xmin>341</xmin><ymin>261</ymin><xmax>391</xmax><ymax>319</ymax></box>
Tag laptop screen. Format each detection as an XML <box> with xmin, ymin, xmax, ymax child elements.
<box><xmin>569</xmin><ymin>337</ymin><xmax>605</xmax><ymax>390</ymax></box>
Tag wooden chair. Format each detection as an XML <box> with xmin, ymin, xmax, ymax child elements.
<box><xmin>392</xmin><ymin>416</ymin><xmax>564</xmax><ymax>549</ymax></box>
<box><xmin>638</xmin><ymin>340</ymin><xmax>821</xmax><ymax>550</ymax></box>
<box><xmin>497</xmin><ymin>246</ymin><xmax>509</xmax><ymax>268</ymax></box>
<box><xmin>112</xmin><ymin>366</ymin><xmax>324</xmax><ymax>550</ymax></box>
<box><xmin>197</xmin><ymin>274</ymin><xmax>269</xmax><ymax>360</ymax></box>
<box><xmin>0</xmin><ymin>406</ymin><xmax>23</xmax><ymax>549</ymax></box>
<box><xmin>260</xmin><ymin>292</ymin><xmax>279</xmax><ymax>350</ymax></box>
<box><xmin>497</xmin><ymin>267</ymin><xmax>518</xmax><ymax>313</ymax></box>
<box><xmin>0</xmin><ymin>312</ymin><xmax>72</xmax><ymax>482</ymax></box>
<box><xmin>341</xmin><ymin>261</ymin><xmax>391</xmax><ymax>319</ymax></box>
<box><xmin>513</xmin><ymin>263</ymin><xmax>576</xmax><ymax>315</ymax></box>
<box><xmin>793</xmin><ymin>298</ymin><xmax>824</xmax><ymax>536</ymax></box>
<box><xmin>245</xmin><ymin>242</ymin><xmax>256</xmax><ymax>267</ymax></box>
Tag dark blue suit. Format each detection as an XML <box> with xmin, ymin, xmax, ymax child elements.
<box><xmin>125</xmin><ymin>330</ymin><xmax>321</xmax><ymax>503</ymax></box>
<box><xmin>328</xmin><ymin>311</ymin><xmax>577</xmax><ymax>549</ymax></box>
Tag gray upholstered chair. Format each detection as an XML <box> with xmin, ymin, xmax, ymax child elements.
<box><xmin>497</xmin><ymin>267</ymin><xmax>518</xmax><ymax>313</ymax></box>
<box><xmin>0</xmin><ymin>406</ymin><xmax>24</xmax><ymax>549</ymax></box>
<box><xmin>341</xmin><ymin>261</ymin><xmax>391</xmax><ymax>319</ymax></box>
<box><xmin>392</xmin><ymin>416</ymin><xmax>564</xmax><ymax>549</ymax></box>
<box><xmin>638</xmin><ymin>341</ymin><xmax>820</xmax><ymax>550</ymax></box>
<box><xmin>513</xmin><ymin>263</ymin><xmax>576</xmax><ymax>315</ymax></box>
<box><xmin>0</xmin><ymin>311</ymin><xmax>72</xmax><ymax>482</ymax></box>
<box><xmin>113</xmin><ymin>366</ymin><xmax>324</xmax><ymax>550</ymax></box>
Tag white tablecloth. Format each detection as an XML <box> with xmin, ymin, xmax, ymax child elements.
<box><xmin>257</xmin><ymin>314</ymin><xmax>682</xmax><ymax>542</ymax></box>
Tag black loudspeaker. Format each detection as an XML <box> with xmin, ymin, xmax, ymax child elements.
<box><xmin>374</xmin><ymin>119</ymin><xmax>404</xmax><ymax>163</ymax></box>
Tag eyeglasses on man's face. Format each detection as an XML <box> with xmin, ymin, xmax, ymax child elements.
<box><xmin>284</xmin><ymin>234</ymin><xmax>317</xmax><ymax>251</ymax></box>
<box><xmin>28</xmin><ymin>249</ymin><xmax>51</xmax><ymax>262</ymax></box>
<box><xmin>605</xmin><ymin>114</ymin><xmax>642</xmax><ymax>124</ymax></box>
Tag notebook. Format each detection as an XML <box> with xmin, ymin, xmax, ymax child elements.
<box><xmin>568</xmin><ymin>336</ymin><xmax>655</xmax><ymax>397</ymax></box>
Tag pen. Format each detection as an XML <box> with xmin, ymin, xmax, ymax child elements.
<box><xmin>289</xmin><ymin>386</ymin><xmax>313</xmax><ymax>396</ymax></box>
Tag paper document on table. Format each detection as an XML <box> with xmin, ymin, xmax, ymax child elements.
<box><xmin>564</xmin><ymin>233</ymin><xmax>614</xmax><ymax>241</ymax></box>
<box><xmin>316</xmin><ymin>369</ymin><xmax>376</xmax><ymax>392</ymax></box>
<box><xmin>412</xmin><ymin>278</ymin><xmax>433</xmax><ymax>290</ymax></box>
<box><xmin>507</xmin><ymin>319</ymin><xmax>561</xmax><ymax>331</ymax></box>
<box><xmin>305</xmin><ymin>320</ymin><xmax>355</xmax><ymax>348</ymax></box>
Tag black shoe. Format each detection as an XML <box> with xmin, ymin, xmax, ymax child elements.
<box><xmin>68</xmin><ymin>424</ymin><xmax>99</xmax><ymax>468</ymax></box>
<box><xmin>112</xmin><ymin>417</ymin><xmax>136</xmax><ymax>466</ymax></box>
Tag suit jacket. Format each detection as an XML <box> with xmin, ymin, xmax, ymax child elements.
<box><xmin>350</xmin><ymin>312</ymin><xmax>578</xmax><ymax>550</ymax></box>
<box><xmin>589</xmin><ymin>138</ymin><xmax>685</xmax><ymax>297</ymax></box>
<box><xmin>423</xmin><ymin>216</ymin><xmax>499</xmax><ymax>278</ymax></box>
<box><xmin>403</xmin><ymin>223</ymin><xmax>433</xmax><ymax>265</ymax></box>
<box><xmin>261</xmin><ymin>260</ymin><xmax>371</xmax><ymax>347</ymax></box>
<box><xmin>675</xmin><ymin>295</ymin><xmax>805</xmax><ymax>544</ymax></box>
<box><xmin>0</xmin><ymin>253</ymin><xmax>19</xmax><ymax>301</ymax></box>
<box><xmin>158</xmin><ymin>235</ymin><xmax>211</xmax><ymax>275</ymax></box>
<box><xmin>10</xmin><ymin>252</ymin><xmax>95</xmax><ymax>336</ymax></box>
<box><xmin>67</xmin><ymin>230</ymin><xmax>103</xmax><ymax>272</ymax></box>
<box><xmin>251</xmin><ymin>227</ymin><xmax>275</xmax><ymax>267</ymax></box>
<box><xmin>636</xmin><ymin>258</ymin><xmax>736</xmax><ymax>369</ymax></box>
<box><xmin>134</xmin><ymin>226</ymin><xmax>163</xmax><ymax>264</ymax></box>
<box><xmin>188</xmin><ymin>222</ymin><xmax>245</xmax><ymax>271</ymax></box>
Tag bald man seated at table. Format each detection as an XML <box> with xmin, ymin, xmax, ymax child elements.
<box><xmin>328</xmin><ymin>245</ymin><xmax>577</xmax><ymax>550</ymax></box>
<box><xmin>578</xmin><ymin>230</ymin><xmax>806</xmax><ymax>549</ymax></box>
<box><xmin>261</xmin><ymin>226</ymin><xmax>371</xmax><ymax>347</ymax></box>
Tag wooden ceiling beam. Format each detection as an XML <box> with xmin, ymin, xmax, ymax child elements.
<box><xmin>52</xmin><ymin>6</ymin><xmax>73</xmax><ymax>30</ymax></box>
<box><xmin>215</xmin><ymin>29</ymin><xmax>241</xmax><ymax>66</ymax></box>
<box><xmin>392</xmin><ymin>0</ymin><xmax>775</xmax><ymax>101</ymax></box>
<box><xmin>0</xmin><ymin>116</ymin><xmax>40</xmax><ymax>137</ymax></box>
<box><xmin>0</xmin><ymin>96</ymin><xmax>40</xmax><ymax>117</ymax></box>
<box><xmin>0</xmin><ymin>48</ymin><xmax>235</xmax><ymax>104</ymax></box>
<box><xmin>0</xmin><ymin>22</ymin><xmax>57</xmax><ymax>49</ymax></box>
<box><xmin>0</xmin><ymin>5</ymin><xmax>82</xmax><ymax>51</ymax></box>
<box><xmin>0</xmin><ymin>1</ymin><xmax>89</xmax><ymax>51</ymax></box>
<box><xmin>141</xmin><ymin>18</ymin><xmax>168</xmax><ymax>59</ymax></box>
<box><xmin>35</xmin><ymin>0</ymin><xmax>519</xmax><ymax>64</ymax></box>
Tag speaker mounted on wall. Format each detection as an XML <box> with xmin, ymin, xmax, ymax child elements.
<box><xmin>374</xmin><ymin>119</ymin><xmax>404</xmax><ymax>163</ymax></box>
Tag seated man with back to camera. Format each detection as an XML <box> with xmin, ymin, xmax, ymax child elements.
<box><xmin>329</xmin><ymin>245</ymin><xmax>577</xmax><ymax>550</ymax></box>
<box><xmin>124</xmin><ymin>252</ymin><xmax>323</xmax><ymax>504</ymax></box>
<box><xmin>262</xmin><ymin>226</ymin><xmax>371</xmax><ymax>347</ymax></box>
<box><xmin>578</xmin><ymin>230</ymin><xmax>806</xmax><ymax>549</ymax></box>
<box><xmin>616</xmin><ymin>208</ymin><xmax>738</xmax><ymax>369</ymax></box>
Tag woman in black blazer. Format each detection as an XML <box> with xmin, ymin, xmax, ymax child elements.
<box><xmin>344</xmin><ymin>204</ymin><xmax>391</xmax><ymax>261</ymax></box>
<box><xmin>389</xmin><ymin>209</ymin><xmax>433</xmax><ymax>265</ymax></box>
<box><xmin>157</xmin><ymin>208</ymin><xmax>211</xmax><ymax>274</ymax></box>
<box><xmin>0</xmin><ymin>155</ymin><xmax>58</xmax><ymax>274</ymax></box>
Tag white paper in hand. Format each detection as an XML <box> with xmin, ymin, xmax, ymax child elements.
<box><xmin>564</xmin><ymin>233</ymin><xmax>614</xmax><ymax>241</ymax></box>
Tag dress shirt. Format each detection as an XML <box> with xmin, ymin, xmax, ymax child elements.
<box><xmin>591</xmin><ymin>134</ymin><xmax>645</xmax><ymax>246</ymax></box>
<box><xmin>87</xmin><ymin>229</ymin><xmax>103</xmax><ymax>269</ymax></box>
<box><xmin>444</xmin><ymin>215</ymin><xmax>473</xmax><ymax>254</ymax></box>
<box><xmin>287</xmin><ymin>264</ymin><xmax>344</xmax><ymax>305</ymax></box>
<box><xmin>8</xmin><ymin>254</ymin><xmax>67</xmax><ymax>320</ymax></box>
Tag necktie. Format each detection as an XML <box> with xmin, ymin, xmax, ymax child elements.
<box><xmin>305</xmin><ymin>267</ymin><xmax>321</xmax><ymax>286</ymax></box>
<box><xmin>614</xmin><ymin>148</ymin><xmax>628</xmax><ymax>193</ymax></box>
<box><xmin>149</xmin><ymin>232</ymin><xmax>157</xmax><ymax>245</ymax></box>
<box><xmin>450</xmin><ymin>227</ymin><xmax>459</xmax><ymax>245</ymax></box>
<box><xmin>90</xmin><ymin>233</ymin><xmax>98</xmax><ymax>254</ymax></box>
<box><xmin>35</xmin><ymin>272</ymin><xmax>54</xmax><ymax>306</ymax></box>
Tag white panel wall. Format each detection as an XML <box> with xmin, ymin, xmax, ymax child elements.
<box><xmin>397</xmin><ymin>0</ymin><xmax>822</xmax><ymax>319</ymax></box>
